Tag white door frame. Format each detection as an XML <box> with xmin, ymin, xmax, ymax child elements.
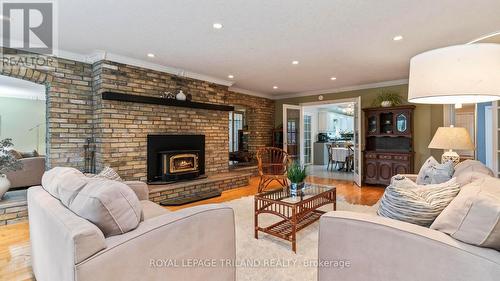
<box><xmin>299</xmin><ymin>97</ymin><xmax>362</xmax><ymax>186</ymax></box>
<box><xmin>283</xmin><ymin>104</ymin><xmax>303</xmax><ymax>163</ymax></box>
<box><xmin>493</xmin><ymin>101</ymin><xmax>499</xmax><ymax>177</ymax></box>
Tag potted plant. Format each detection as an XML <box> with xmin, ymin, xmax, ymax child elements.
<box><xmin>0</xmin><ymin>138</ymin><xmax>23</xmax><ymax>199</ymax></box>
<box><xmin>372</xmin><ymin>91</ymin><xmax>403</xmax><ymax>107</ymax></box>
<box><xmin>287</xmin><ymin>161</ymin><xmax>307</xmax><ymax>196</ymax></box>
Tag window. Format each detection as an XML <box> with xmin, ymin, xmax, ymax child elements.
<box><xmin>229</xmin><ymin>111</ymin><xmax>245</xmax><ymax>152</ymax></box>
<box><xmin>304</xmin><ymin>115</ymin><xmax>312</xmax><ymax>164</ymax></box>
<box><xmin>287</xmin><ymin>120</ymin><xmax>297</xmax><ymax>145</ymax></box>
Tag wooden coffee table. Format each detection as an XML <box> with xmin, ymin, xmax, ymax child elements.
<box><xmin>254</xmin><ymin>184</ymin><xmax>336</xmax><ymax>252</ymax></box>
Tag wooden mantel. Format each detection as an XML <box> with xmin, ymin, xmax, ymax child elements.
<box><xmin>101</xmin><ymin>91</ymin><xmax>235</xmax><ymax>111</ymax></box>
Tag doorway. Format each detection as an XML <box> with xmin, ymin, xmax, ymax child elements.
<box><xmin>282</xmin><ymin>97</ymin><xmax>362</xmax><ymax>186</ymax></box>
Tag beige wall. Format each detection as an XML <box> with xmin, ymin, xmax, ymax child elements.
<box><xmin>275</xmin><ymin>84</ymin><xmax>443</xmax><ymax>170</ymax></box>
<box><xmin>0</xmin><ymin>96</ymin><xmax>46</xmax><ymax>153</ymax></box>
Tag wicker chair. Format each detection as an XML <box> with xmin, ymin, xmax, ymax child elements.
<box><xmin>256</xmin><ymin>147</ymin><xmax>290</xmax><ymax>192</ymax></box>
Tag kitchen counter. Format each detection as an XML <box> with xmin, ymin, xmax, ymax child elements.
<box><xmin>313</xmin><ymin>142</ymin><xmax>330</xmax><ymax>165</ymax></box>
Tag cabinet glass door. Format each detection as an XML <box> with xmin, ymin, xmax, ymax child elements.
<box><xmin>368</xmin><ymin>115</ymin><xmax>377</xmax><ymax>134</ymax></box>
<box><xmin>396</xmin><ymin>113</ymin><xmax>408</xmax><ymax>133</ymax></box>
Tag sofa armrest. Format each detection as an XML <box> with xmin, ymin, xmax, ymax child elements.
<box><xmin>318</xmin><ymin>211</ymin><xmax>500</xmax><ymax>281</ymax></box>
<box><xmin>124</xmin><ymin>181</ymin><xmax>149</xmax><ymax>200</ymax></box>
<box><xmin>75</xmin><ymin>204</ymin><xmax>236</xmax><ymax>281</ymax></box>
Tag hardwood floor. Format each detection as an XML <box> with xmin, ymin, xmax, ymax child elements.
<box><xmin>0</xmin><ymin>176</ymin><xmax>384</xmax><ymax>280</ymax></box>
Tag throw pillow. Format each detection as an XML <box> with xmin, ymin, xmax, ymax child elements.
<box><xmin>68</xmin><ymin>178</ymin><xmax>142</xmax><ymax>237</ymax></box>
<box><xmin>416</xmin><ymin>156</ymin><xmax>454</xmax><ymax>185</ymax></box>
<box><xmin>416</xmin><ymin>156</ymin><xmax>439</xmax><ymax>185</ymax></box>
<box><xmin>20</xmin><ymin>150</ymin><xmax>39</xmax><ymax>158</ymax></box>
<box><xmin>95</xmin><ymin>166</ymin><xmax>122</xmax><ymax>181</ymax></box>
<box><xmin>429</xmin><ymin>160</ymin><xmax>454</xmax><ymax>184</ymax></box>
<box><xmin>378</xmin><ymin>177</ymin><xmax>461</xmax><ymax>227</ymax></box>
<box><xmin>42</xmin><ymin>167</ymin><xmax>87</xmax><ymax>199</ymax></box>
<box><xmin>431</xmin><ymin>177</ymin><xmax>500</xmax><ymax>250</ymax></box>
<box><xmin>8</xmin><ymin>149</ymin><xmax>23</xmax><ymax>160</ymax></box>
<box><xmin>42</xmin><ymin>167</ymin><xmax>143</xmax><ymax>237</ymax></box>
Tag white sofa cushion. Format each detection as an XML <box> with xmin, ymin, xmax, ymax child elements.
<box><xmin>453</xmin><ymin>160</ymin><xmax>494</xmax><ymax>186</ymax></box>
<box><xmin>431</xmin><ymin>176</ymin><xmax>500</xmax><ymax>250</ymax></box>
<box><xmin>378</xmin><ymin>177</ymin><xmax>461</xmax><ymax>226</ymax></box>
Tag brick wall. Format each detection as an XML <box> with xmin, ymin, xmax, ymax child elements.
<box><xmin>1</xmin><ymin>49</ymin><xmax>275</xmax><ymax>180</ymax></box>
<box><xmin>1</xmin><ymin>48</ymin><xmax>93</xmax><ymax>170</ymax></box>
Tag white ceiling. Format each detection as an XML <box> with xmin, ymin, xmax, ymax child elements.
<box><xmin>14</xmin><ymin>1</ymin><xmax>500</xmax><ymax>98</ymax></box>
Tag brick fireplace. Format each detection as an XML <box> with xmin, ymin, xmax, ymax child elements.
<box><xmin>0</xmin><ymin>48</ymin><xmax>275</xmax><ymax>186</ymax></box>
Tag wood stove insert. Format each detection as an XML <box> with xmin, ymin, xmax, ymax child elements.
<box><xmin>159</xmin><ymin>150</ymin><xmax>200</xmax><ymax>181</ymax></box>
<box><xmin>147</xmin><ymin>135</ymin><xmax>205</xmax><ymax>183</ymax></box>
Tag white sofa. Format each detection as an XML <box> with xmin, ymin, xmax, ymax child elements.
<box><xmin>318</xmin><ymin>160</ymin><xmax>500</xmax><ymax>281</ymax></box>
<box><xmin>318</xmin><ymin>211</ymin><xmax>500</xmax><ymax>281</ymax></box>
<box><xmin>28</xmin><ymin>180</ymin><xmax>236</xmax><ymax>281</ymax></box>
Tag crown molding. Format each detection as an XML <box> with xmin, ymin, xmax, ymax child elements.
<box><xmin>42</xmin><ymin>49</ymin><xmax>236</xmax><ymax>87</ymax></box>
<box><xmin>228</xmin><ymin>86</ymin><xmax>273</xmax><ymax>99</ymax></box>
<box><xmin>273</xmin><ymin>79</ymin><xmax>409</xmax><ymax>100</ymax></box>
<box><xmin>100</xmin><ymin>52</ymin><xmax>235</xmax><ymax>87</ymax></box>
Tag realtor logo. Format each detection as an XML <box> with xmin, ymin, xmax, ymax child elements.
<box><xmin>2</xmin><ymin>1</ymin><xmax>54</xmax><ymax>54</ymax></box>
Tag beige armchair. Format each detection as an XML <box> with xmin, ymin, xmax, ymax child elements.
<box><xmin>5</xmin><ymin>156</ymin><xmax>45</xmax><ymax>188</ymax></box>
<box><xmin>28</xmin><ymin>181</ymin><xmax>236</xmax><ymax>281</ymax></box>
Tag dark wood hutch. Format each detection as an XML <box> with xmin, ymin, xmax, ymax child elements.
<box><xmin>363</xmin><ymin>105</ymin><xmax>415</xmax><ymax>185</ymax></box>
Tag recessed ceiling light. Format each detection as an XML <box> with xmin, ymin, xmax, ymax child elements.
<box><xmin>213</xmin><ymin>23</ymin><xmax>223</xmax><ymax>29</ymax></box>
<box><xmin>330</xmin><ymin>77</ymin><xmax>337</xmax><ymax>81</ymax></box>
<box><xmin>273</xmin><ymin>86</ymin><xmax>278</xmax><ymax>89</ymax></box>
<box><xmin>147</xmin><ymin>53</ymin><xmax>155</xmax><ymax>58</ymax></box>
<box><xmin>228</xmin><ymin>74</ymin><xmax>234</xmax><ymax>79</ymax></box>
<box><xmin>292</xmin><ymin>60</ymin><xmax>299</xmax><ymax>65</ymax></box>
<box><xmin>393</xmin><ymin>35</ymin><xmax>403</xmax><ymax>41</ymax></box>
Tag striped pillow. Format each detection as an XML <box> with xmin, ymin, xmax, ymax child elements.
<box><xmin>377</xmin><ymin>177</ymin><xmax>460</xmax><ymax>227</ymax></box>
<box><xmin>87</xmin><ymin>166</ymin><xmax>123</xmax><ymax>181</ymax></box>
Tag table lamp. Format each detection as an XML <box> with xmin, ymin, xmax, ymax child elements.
<box><xmin>428</xmin><ymin>126</ymin><xmax>474</xmax><ymax>165</ymax></box>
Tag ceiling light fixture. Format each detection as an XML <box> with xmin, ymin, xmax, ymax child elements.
<box><xmin>213</xmin><ymin>23</ymin><xmax>223</xmax><ymax>29</ymax></box>
<box><xmin>273</xmin><ymin>86</ymin><xmax>278</xmax><ymax>89</ymax></box>
<box><xmin>147</xmin><ymin>53</ymin><xmax>155</xmax><ymax>58</ymax></box>
<box><xmin>393</xmin><ymin>35</ymin><xmax>403</xmax><ymax>41</ymax></box>
<box><xmin>408</xmin><ymin>43</ymin><xmax>500</xmax><ymax>104</ymax></box>
<box><xmin>330</xmin><ymin>77</ymin><xmax>337</xmax><ymax>81</ymax></box>
<box><xmin>228</xmin><ymin>75</ymin><xmax>234</xmax><ymax>79</ymax></box>
<box><xmin>292</xmin><ymin>60</ymin><xmax>299</xmax><ymax>65</ymax></box>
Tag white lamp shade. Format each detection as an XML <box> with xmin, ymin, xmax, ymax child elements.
<box><xmin>428</xmin><ymin>127</ymin><xmax>475</xmax><ymax>150</ymax></box>
<box><xmin>408</xmin><ymin>43</ymin><xmax>500</xmax><ymax>104</ymax></box>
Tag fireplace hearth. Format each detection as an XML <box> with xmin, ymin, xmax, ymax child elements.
<box><xmin>147</xmin><ymin>135</ymin><xmax>205</xmax><ymax>183</ymax></box>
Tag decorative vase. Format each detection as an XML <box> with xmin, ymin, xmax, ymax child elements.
<box><xmin>176</xmin><ymin>90</ymin><xmax>186</xmax><ymax>101</ymax></box>
<box><xmin>381</xmin><ymin>101</ymin><xmax>392</xmax><ymax>107</ymax></box>
<box><xmin>290</xmin><ymin>182</ymin><xmax>305</xmax><ymax>197</ymax></box>
<box><xmin>0</xmin><ymin>174</ymin><xmax>11</xmax><ymax>200</ymax></box>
